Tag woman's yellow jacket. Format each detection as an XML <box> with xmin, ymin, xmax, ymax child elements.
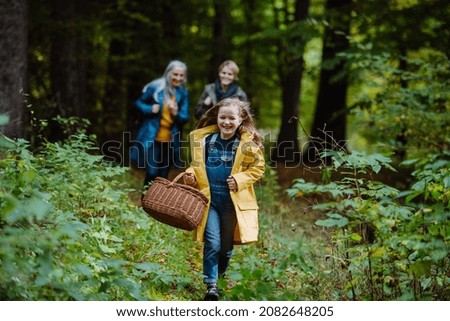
<box><xmin>185</xmin><ymin>125</ymin><xmax>265</xmax><ymax>244</ymax></box>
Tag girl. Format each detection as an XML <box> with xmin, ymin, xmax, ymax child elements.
<box><xmin>194</xmin><ymin>60</ymin><xmax>248</xmax><ymax>119</ymax></box>
<box><xmin>130</xmin><ymin>60</ymin><xmax>189</xmax><ymax>187</ymax></box>
<box><xmin>184</xmin><ymin>98</ymin><xmax>265</xmax><ymax>300</ymax></box>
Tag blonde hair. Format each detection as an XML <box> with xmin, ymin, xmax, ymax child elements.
<box><xmin>218</xmin><ymin>60</ymin><xmax>240</xmax><ymax>80</ymax></box>
<box><xmin>196</xmin><ymin>98</ymin><xmax>263</xmax><ymax>148</ymax></box>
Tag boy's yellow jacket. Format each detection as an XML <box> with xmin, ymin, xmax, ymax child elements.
<box><xmin>185</xmin><ymin>125</ymin><xmax>265</xmax><ymax>244</ymax></box>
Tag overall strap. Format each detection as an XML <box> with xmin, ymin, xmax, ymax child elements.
<box><xmin>231</xmin><ymin>137</ymin><xmax>240</xmax><ymax>155</ymax></box>
<box><xmin>208</xmin><ymin>133</ymin><xmax>219</xmax><ymax>151</ymax></box>
<box><xmin>208</xmin><ymin>133</ymin><xmax>239</xmax><ymax>154</ymax></box>
<box><xmin>210</xmin><ymin>133</ymin><xmax>219</xmax><ymax>144</ymax></box>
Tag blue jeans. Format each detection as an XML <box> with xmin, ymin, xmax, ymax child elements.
<box><xmin>203</xmin><ymin>184</ymin><xmax>237</xmax><ymax>285</ymax></box>
<box><xmin>144</xmin><ymin>141</ymin><xmax>172</xmax><ymax>185</ymax></box>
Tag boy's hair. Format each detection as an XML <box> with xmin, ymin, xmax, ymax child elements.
<box><xmin>195</xmin><ymin>98</ymin><xmax>263</xmax><ymax>148</ymax></box>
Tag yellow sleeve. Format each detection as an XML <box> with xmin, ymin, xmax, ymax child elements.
<box><xmin>232</xmin><ymin>147</ymin><xmax>265</xmax><ymax>191</ymax></box>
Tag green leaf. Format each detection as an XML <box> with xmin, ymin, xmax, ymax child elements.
<box><xmin>421</xmin><ymin>278</ymin><xmax>432</xmax><ymax>290</ymax></box>
<box><xmin>135</xmin><ymin>262</ymin><xmax>161</xmax><ymax>273</ymax></box>
<box><xmin>350</xmin><ymin>233</ymin><xmax>362</xmax><ymax>242</ymax></box>
<box><xmin>227</xmin><ymin>270</ymin><xmax>244</xmax><ymax>282</ymax></box>
<box><xmin>401</xmin><ymin>158</ymin><xmax>419</xmax><ymax>166</ymax></box>
<box><xmin>405</xmin><ymin>191</ymin><xmax>423</xmax><ymax>203</ymax></box>
<box><xmin>321</xmin><ymin>168</ymin><xmax>331</xmax><ymax>184</ymax></box>
<box><xmin>58</xmin><ymin>221</ymin><xmax>88</xmax><ymax>238</ymax></box>
<box><xmin>370</xmin><ymin>247</ymin><xmax>386</xmax><ymax>258</ymax></box>
<box><xmin>20</xmin><ymin>169</ymin><xmax>38</xmax><ymax>182</ymax></box>
<box><xmin>0</xmin><ymin>134</ymin><xmax>16</xmax><ymax>149</ymax></box>
<box><xmin>430</xmin><ymin>249</ymin><xmax>448</xmax><ymax>261</ymax></box>
<box><xmin>315</xmin><ymin>216</ymin><xmax>349</xmax><ymax>228</ymax></box>
<box><xmin>410</xmin><ymin>261</ymin><xmax>432</xmax><ymax>276</ymax></box>
<box><xmin>99</xmin><ymin>244</ymin><xmax>116</xmax><ymax>254</ymax></box>
<box><xmin>444</xmin><ymin>176</ymin><xmax>450</xmax><ymax>189</ymax></box>
<box><xmin>0</xmin><ymin>114</ymin><xmax>9</xmax><ymax>125</ymax></box>
<box><xmin>110</xmin><ymin>235</ymin><xmax>124</xmax><ymax>243</ymax></box>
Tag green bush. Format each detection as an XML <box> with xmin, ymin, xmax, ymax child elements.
<box><xmin>0</xmin><ymin>133</ymin><xmax>200</xmax><ymax>300</ymax></box>
<box><xmin>0</xmin><ymin>131</ymin><xmax>328</xmax><ymax>301</ymax></box>
<box><xmin>3</xmin><ymin>116</ymin><xmax>446</xmax><ymax>301</ymax></box>
<box><xmin>349</xmin><ymin>50</ymin><xmax>450</xmax><ymax>158</ymax></box>
<box><xmin>287</xmin><ymin>150</ymin><xmax>449</xmax><ymax>300</ymax></box>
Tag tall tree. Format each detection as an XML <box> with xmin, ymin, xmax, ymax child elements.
<box><xmin>240</xmin><ymin>0</ymin><xmax>262</xmax><ymax>116</ymax></box>
<box><xmin>99</xmin><ymin>3</ymin><xmax>131</xmax><ymax>144</ymax></box>
<box><xmin>351</xmin><ymin>0</ymin><xmax>450</xmax><ymax>160</ymax></box>
<box><xmin>46</xmin><ymin>0</ymin><xmax>89</xmax><ymax>141</ymax></box>
<box><xmin>307</xmin><ymin>0</ymin><xmax>351</xmax><ymax>163</ymax></box>
<box><xmin>241</xmin><ymin>0</ymin><xmax>256</xmax><ymax>105</ymax></box>
<box><xmin>0</xmin><ymin>0</ymin><xmax>28</xmax><ymax>138</ymax></box>
<box><xmin>271</xmin><ymin>0</ymin><xmax>310</xmax><ymax>163</ymax></box>
<box><xmin>208</xmin><ymin>0</ymin><xmax>230</xmax><ymax>82</ymax></box>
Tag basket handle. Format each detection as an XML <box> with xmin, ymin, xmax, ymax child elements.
<box><xmin>169</xmin><ymin>172</ymin><xmax>187</xmax><ymax>186</ymax></box>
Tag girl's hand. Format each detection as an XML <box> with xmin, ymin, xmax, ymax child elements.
<box><xmin>184</xmin><ymin>173</ymin><xmax>196</xmax><ymax>185</ymax></box>
<box><xmin>227</xmin><ymin>176</ymin><xmax>238</xmax><ymax>191</ymax></box>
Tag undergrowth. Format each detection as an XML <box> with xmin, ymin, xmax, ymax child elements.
<box><xmin>0</xmin><ymin>133</ymin><xmax>326</xmax><ymax>301</ymax></box>
<box><xmin>0</xmin><ymin>134</ymin><xmax>202</xmax><ymax>300</ymax></box>
<box><xmin>2</xmin><ymin>131</ymin><xmax>447</xmax><ymax>301</ymax></box>
<box><xmin>287</xmin><ymin>150</ymin><xmax>449</xmax><ymax>300</ymax></box>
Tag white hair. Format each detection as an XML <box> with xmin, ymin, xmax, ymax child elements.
<box><xmin>142</xmin><ymin>60</ymin><xmax>187</xmax><ymax>102</ymax></box>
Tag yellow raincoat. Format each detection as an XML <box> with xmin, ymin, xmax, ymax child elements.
<box><xmin>185</xmin><ymin>125</ymin><xmax>265</xmax><ymax>244</ymax></box>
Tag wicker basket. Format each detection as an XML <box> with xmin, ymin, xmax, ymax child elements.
<box><xmin>141</xmin><ymin>172</ymin><xmax>208</xmax><ymax>231</ymax></box>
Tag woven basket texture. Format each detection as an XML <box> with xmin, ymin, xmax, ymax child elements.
<box><xmin>142</xmin><ymin>173</ymin><xmax>208</xmax><ymax>230</ymax></box>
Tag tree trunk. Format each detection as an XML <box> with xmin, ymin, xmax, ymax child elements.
<box><xmin>208</xmin><ymin>0</ymin><xmax>229</xmax><ymax>82</ymax></box>
<box><xmin>394</xmin><ymin>48</ymin><xmax>408</xmax><ymax>160</ymax></box>
<box><xmin>242</xmin><ymin>0</ymin><xmax>256</xmax><ymax>114</ymax></box>
<box><xmin>0</xmin><ymin>0</ymin><xmax>28</xmax><ymax>138</ymax></box>
<box><xmin>48</xmin><ymin>0</ymin><xmax>88</xmax><ymax>139</ymax></box>
<box><xmin>102</xmin><ymin>39</ymin><xmax>129</xmax><ymax>130</ymax></box>
<box><xmin>307</xmin><ymin>0</ymin><xmax>351</xmax><ymax>164</ymax></box>
<box><xmin>271</xmin><ymin>0</ymin><xmax>310</xmax><ymax>164</ymax></box>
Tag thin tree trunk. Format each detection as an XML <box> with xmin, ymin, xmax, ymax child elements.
<box><xmin>49</xmin><ymin>0</ymin><xmax>87</xmax><ymax>139</ymax></box>
<box><xmin>0</xmin><ymin>0</ymin><xmax>28</xmax><ymax>138</ymax></box>
<box><xmin>308</xmin><ymin>0</ymin><xmax>351</xmax><ymax>164</ymax></box>
<box><xmin>394</xmin><ymin>49</ymin><xmax>408</xmax><ymax>160</ymax></box>
<box><xmin>242</xmin><ymin>0</ymin><xmax>256</xmax><ymax>115</ymax></box>
<box><xmin>208</xmin><ymin>0</ymin><xmax>229</xmax><ymax>82</ymax></box>
<box><xmin>272</xmin><ymin>0</ymin><xmax>310</xmax><ymax>164</ymax></box>
<box><xmin>102</xmin><ymin>39</ymin><xmax>129</xmax><ymax>126</ymax></box>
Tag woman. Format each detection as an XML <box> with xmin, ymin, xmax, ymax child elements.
<box><xmin>130</xmin><ymin>60</ymin><xmax>189</xmax><ymax>187</ymax></box>
<box><xmin>194</xmin><ymin>60</ymin><xmax>247</xmax><ymax>119</ymax></box>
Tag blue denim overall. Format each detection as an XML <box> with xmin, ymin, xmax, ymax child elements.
<box><xmin>203</xmin><ymin>133</ymin><xmax>240</xmax><ymax>285</ymax></box>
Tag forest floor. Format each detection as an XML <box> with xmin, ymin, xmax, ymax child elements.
<box><xmin>124</xmin><ymin>161</ymin><xmax>413</xmax><ymax>300</ymax></box>
<box><xmin>127</xmin><ymin>158</ymin><xmax>413</xmax><ymax>244</ymax></box>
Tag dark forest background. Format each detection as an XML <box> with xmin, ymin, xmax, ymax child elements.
<box><xmin>2</xmin><ymin>0</ymin><xmax>448</xmax><ymax>163</ymax></box>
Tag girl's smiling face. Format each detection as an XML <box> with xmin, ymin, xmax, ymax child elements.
<box><xmin>217</xmin><ymin>105</ymin><xmax>242</xmax><ymax>140</ymax></box>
